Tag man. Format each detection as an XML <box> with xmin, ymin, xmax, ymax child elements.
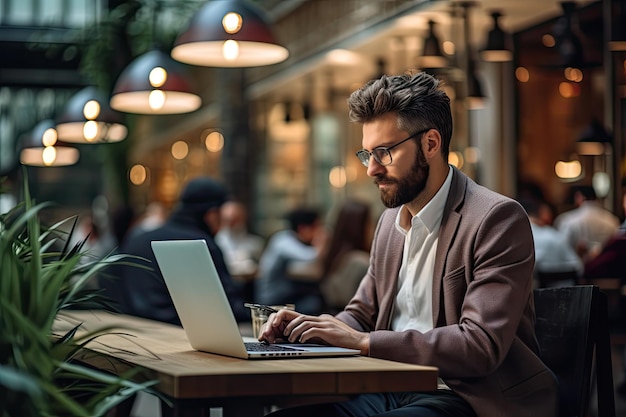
<box><xmin>518</xmin><ymin>195</ymin><xmax>582</xmax><ymax>287</ymax></box>
<box><xmin>101</xmin><ymin>177</ymin><xmax>248</xmax><ymax>325</ymax></box>
<box><xmin>260</xmin><ymin>72</ymin><xmax>558</xmax><ymax>417</ymax></box>
<box><xmin>254</xmin><ymin>207</ymin><xmax>327</xmax><ymax>315</ymax></box>
<box><xmin>215</xmin><ymin>200</ymin><xmax>265</xmax><ymax>277</ymax></box>
<box><xmin>554</xmin><ymin>185</ymin><xmax>619</xmax><ymax>262</ymax></box>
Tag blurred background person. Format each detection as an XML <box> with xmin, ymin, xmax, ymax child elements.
<box><xmin>100</xmin><ymin>177</ymin><xmax>248</xmax><ymax>325</ymax></box>
<box><xmin>519</xmin><ymin>195</ymin><xmax>582</xmax><ymax>288</ymax></box>
<box><xmin>254</xmin><ymin>206</ymin><xmax>327</xmax><ymax>315</ymax></box>
<box><xmin>554</xmin><ymin>185</ymin><xmax>620</xmax><ymax>262</ymax></box>
<box><xmin>126</xmin><ymin>200</ymin><xmax>166</xmax><ymax>240</ymax></box>
<box><xmin>215</xmin><ymin>200</ymin><xmax>265</xmax><ymax>279</ymax></box>
<box><xmin>319</xmin><ymin>199</ymin><xmax>374</xmax><ymax>312</ymax></box>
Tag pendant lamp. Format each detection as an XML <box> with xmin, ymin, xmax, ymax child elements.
<box><xmin>553</xmin><ymin>2</ymin><xmax>584</xmax><ymax>69</ymax></box>
<box><xmin>171</xmin><ymin>0</ymin><xmax>289</xmax><ymax>67</ymax></box>
<box><xmin>20</xmin><ymin>119</ymin><xmax>79</xmax><ymax>167</ymax></box>
<box><xmin>110</xmin><ymin>49</ymin><xmax>202</xmax><ymax>114</ymax></box>
<box><xmin>56</xmin><ymin>86</ymin><xmax>128</xmax><ymax>143</ymax></box>
<box><xmin>418</xmin><ymin>20</ymin><xmax>448</xmax><ymax>69</ymax></box>
<box><xmin>480</xmin><ymin>11</ymin><xmax>512</xmax><ymax>62</ymax></box>
<box><xmin>577</xmin><ymin>119</ymin><xmax>612</xmax><ymax>156</ymax></box>
<box><xmin>467</xmin><ymin>64</ymin><xmax>486</xmax><ymax>110</ymax></box>
<box><xmin>461</xmin><ymin>3</ymin><xmax>486</xmax><ymax>110</ymax></box>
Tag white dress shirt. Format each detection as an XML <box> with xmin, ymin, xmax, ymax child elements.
<box><xmin>392</xmin><ymin>168</ymin><xmax>453</xmax><ymax>333</ymax></box>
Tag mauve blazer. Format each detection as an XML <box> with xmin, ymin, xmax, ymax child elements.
<box><xmin>336</xmin><ymin>167</ymin><xmax>559</xmax><ymax>417</ymax></box>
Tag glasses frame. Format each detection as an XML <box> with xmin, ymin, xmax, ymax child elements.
<box><xmin>355</xmin><ymin>127</ymin><xmax>432</xmax><ymax>167</ymax></box>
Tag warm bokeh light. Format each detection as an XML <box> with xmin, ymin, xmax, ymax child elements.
<box><xmin>326</xmin><ymin>49</ymin><xmax>361</xmax><ymax>65</ymax></box>
<box><xmin>555</xmin><ymin>160</ymin><xmax>582</xmax><ymax>179</ymax></box>
<box><xmin>223</xmin><ymin>40</ymin><xmax>240</xmax><ymax>61</ymax></box>
<box><xmin>149</xmin><ymin>89</ymin><xmax>166</xmax><ymax>110</ymax></box>
<box><xmin>442</xmin><ymin>40</ymin><xmax>455</xmax><ymax>56</ymax></box>
<box><xmin>171</xmin><ymin>140</ymin><xmax>189</xmax><ymax>160</ymax></box>
<box><xmin>42</xmin><ymin>128</ymin><xmax>57</xmax><ymax>147</ymax></box>
<box><xmin>83</xmin><ymin>100</ymin><xmax>100</xmax><ymax>120</ymax></box>
<box><xmin>83</xmin><ymin>120</ymin><xmax>98</xmax><ymax>141</ymax></box>
<box><xmin>42</xmin><ymin>146</ymin><xmax>57</xmax><ymax>166</ymax></box>
<box><xmin>577</xmin><ymin>142</ymin><xmax>605</xmax><ymax>156</ymax></box>
<box><xmin>448</xmin><ymin>151</ymin><xmax>464</xmax><ymax>169</ymax></box>
<box><xmin>205</xmin><ymin>131</ymin><xmax>225</xmax><ymax>152</ymax></box>
<box><xmin>515</xmin><ymin>67</ymin><xmax>530</xmax><ymax>83</ymax></box>
<box><xmin>542</xmin><ymin>34</ymin><xmax>556</xmax><ymax>47</ymax></box>
<box><xmin>329</xmin><ymin>166</ymin><xmax>347</xmax><ymax>188</ymax></box>
<box><xmin>558</xmin><ymin>82</ymin><xmax>580</xmax><ymax>98</ymax></box>
<box><xmin>222</xmin><ymin>12</ymin><xmax>243</xmax><ymax>34</ymax></box>
<box><xmin>129</xmin><ymin>164</ymin><xmax>147</xmax><ymax>185</ymax></box>
<box><xmin>564</xmin><ymin>67</ymin><xmax>583</xmax><ymax>82</ymax></box>
<box><xmin>149</xmin><ymin>67</ymin><xmax>167</xmax><ymax>88</ymax></box>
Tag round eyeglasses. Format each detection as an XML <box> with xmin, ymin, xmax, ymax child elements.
<box><xmin>355</xmin><ymin>128</ymin><xmax>432</xmax><ymax>167</ymax></box>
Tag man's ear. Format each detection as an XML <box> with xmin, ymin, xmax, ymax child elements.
<box><xmin>422</xmin><ymin>129</ymin><xmax>441</xmax><ymax>157</ymax></box>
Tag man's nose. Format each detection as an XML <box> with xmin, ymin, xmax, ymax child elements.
<box><xmin>366</xmin><ymin>157</ymin><xmax>385</xmax><ymax>177</ymax></box>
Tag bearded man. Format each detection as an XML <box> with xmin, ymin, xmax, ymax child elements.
<box><xmin>260</xmin><ymin>71</ymin><xmax>558</xmax><ymax>417</ymax></box>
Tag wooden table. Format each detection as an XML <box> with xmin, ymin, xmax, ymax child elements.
<box><xmin>54</xmin><ymin>310</ymin><xmax>438</xmax><ymax>417</ymax></box>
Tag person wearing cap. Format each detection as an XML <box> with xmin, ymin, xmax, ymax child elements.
<box><xmin>100</xmin><ymin>177</ymin><xmax>248</xmax><ymax>325</ymax></box>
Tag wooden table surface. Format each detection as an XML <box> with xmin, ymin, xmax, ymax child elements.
<box><xmin>55</xmin><ymin>310</ymin><xmax>438</xmax><ymax>415</ymax></box>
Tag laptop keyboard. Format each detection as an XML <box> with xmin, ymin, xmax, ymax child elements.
<box><xmin>245</xmin><ymin>342</ymin><xmax>299</xmax><ymax>352</ymax></box>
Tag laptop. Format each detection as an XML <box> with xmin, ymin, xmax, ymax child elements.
<box><xmin>151</xmin><ymin>239</ymin><xmax>360</xmax><ymax>359</ymax></box>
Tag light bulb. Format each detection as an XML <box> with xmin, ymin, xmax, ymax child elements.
<box><xmin>83</xmin><ymin>100</ymin><xmax>101</xmax><ymax>120</ymax></box>
<box><xmin>149</xmin><ymin>67</ymin><xmax>167</xmax><ymax>88</ymax></box>
<box><xmin>42</xmin><ymin>128</ymin><xmax>58</xmax><ymax>147</ymax></box>
<box><xmin>83</xmin><ymin>120</ymin><xmax>99</xmax><ymax>141</ymax></box>
<box><xmin>42</xmin><ymin>146</ymin><xmax>57</xmax><ymax>166</ymax></box>
<box><xmin>149</xmin><ymin>90</ymin><xmax>166</xmax><ymax>110</ymax></box>
<box><xmin>222</xmin><ymin>12</ymin><xmax>243</xmax><ymax>34</ymax></box>
<box><xmin>223</xmin><ymin>40</ymin><xmax>240</xmax><ymax>61</ymax></box>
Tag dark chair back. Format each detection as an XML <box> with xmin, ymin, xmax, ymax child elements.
<box><xmin>533</xmin><ymin>285</ymin><xmax>615</xmax><ymax>417</ymax></box>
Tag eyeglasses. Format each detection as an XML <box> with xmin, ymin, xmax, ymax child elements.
<box><xmin>355</xmin><ymin>128</ymin><xmax>432</xmax><ymax>167</ymax></box>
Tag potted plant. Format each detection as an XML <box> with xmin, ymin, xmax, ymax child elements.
<box><xmin>0</xmin><ymin>176</ymin><xmax>156</xmax><ymax>417</ymax></box>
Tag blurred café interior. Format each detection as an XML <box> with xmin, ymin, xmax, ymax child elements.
<box><xmin>1</xmin><ymin>0</ymin><xmax>625</xmax><ymax>237</ymax></box>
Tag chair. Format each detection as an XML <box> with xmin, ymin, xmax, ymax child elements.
<box><xmin>534</xmin><ymin>285</ymin><xmax>615</xmax><ymax>417</ymax></box>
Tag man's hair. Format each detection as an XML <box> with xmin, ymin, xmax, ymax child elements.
<box><xmin>285</xmin><ymin>207</ymin><xmax>319</xmax><ymax>231</ymax></box>
<box><xmin>347</xmin><ymin>71</ymin><xmax>453</xmax><ymax>158</ymax></box>
<box><xmin>518</xmin><ymin>196</ymin><xmax>541</xmax><ymax>218</ymax></box>
<box><xmin>572</xmin><ymin>185</ymin><xmax>597</xmax><ymax>201</ymax></box>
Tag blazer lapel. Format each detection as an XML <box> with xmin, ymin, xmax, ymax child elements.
<box><xmin>432</xmin><ymin>167</ymin><xmax>466</xmax><ymax>326</ymax></box>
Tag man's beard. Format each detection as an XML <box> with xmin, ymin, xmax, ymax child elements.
<box><xmin>374</xmin><ymin>147</ymin><xmax>429</xmax><ymax>208</ymax></box>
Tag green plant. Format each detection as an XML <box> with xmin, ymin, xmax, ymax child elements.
<box><xmin>0</xmin><ymin>176</ymin><xmax>156</xmax><ymax>417</ymax></box>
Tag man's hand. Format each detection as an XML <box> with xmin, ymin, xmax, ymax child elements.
<box><xmin>259</xmin><ymin>309</ymin><xmax>370</xmax><ymax>355</ymax></box>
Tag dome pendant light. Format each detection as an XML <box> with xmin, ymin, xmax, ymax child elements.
<box><xmin>480</xmin><ymin>11</ymin><xmax>513</xmax><ymax>62</ymax></box>
<box><xmin>171</xmin><ymin>0</ymin><xmax>289</xmax><ymax>67</ymax></box>
<box><xmin>110</xmin><ymin>49</ymin><xmax>202</xmax><ymax>115</ymax></box>
<box><xmin>56</xmin><ymin>86</ymin><xmax>128</xmax><ymax>144</ymax></box>
<box><xmin>418</xmin><ymin>20</ymin><xmax>448</xmax><ymax>69</ymax></box>
<box><xmin>20</xmin><ymin>120</ymin><xmax>79</xmax><ymax>167</ymax></box>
